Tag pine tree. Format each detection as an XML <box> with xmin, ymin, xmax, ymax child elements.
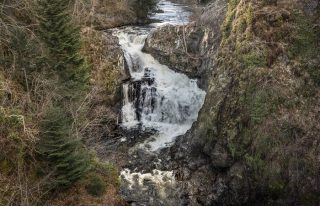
<box><xmin>38</xmin><ymin>0</ymin><xmax>89</xmax><ymax>96</ymax></box>
<box><xmin>38</xmin><ymin>106</ymin><xmax>90</xmax><ymax>187</ymax></box>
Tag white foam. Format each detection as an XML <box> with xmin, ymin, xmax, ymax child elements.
<box><xmin>121</xmin><ymin>168</ymin><xmax>176</xmax><ymax>189</ymax></box>
<box><xmin>112</xmin><ymin>0</ymin><xmax>205</xmax><ymax>151</ymax></box>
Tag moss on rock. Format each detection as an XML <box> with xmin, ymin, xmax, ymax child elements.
<box><xmin>189</xmin><ymin>0</ymin><xmax>320</xmax><ymax>204</ymax></box>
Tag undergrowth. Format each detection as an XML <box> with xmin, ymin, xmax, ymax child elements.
<box><xmin>197</xmin><ymin>0</ymin><xmax>320</xmax><ymax>204</ymax></box>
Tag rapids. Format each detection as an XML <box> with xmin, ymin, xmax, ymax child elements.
<box><xmin>111</xmin><ymin>0</ymin><xmax>206</xmax><ymax>205</ymax></box>
<box><xmin>112</xmin><ymin>0</ymin><xmax>205</xmax><ymax>152</ymax></box>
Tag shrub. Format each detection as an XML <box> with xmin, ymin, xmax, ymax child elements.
<box><xmin>86</xmin><ymin>174</ymin><xmax>107</xmax><ymax>196</ymax></box>
<box><xmin>288</xmin><ymin>12</ymin><xmax>317</xmax><ymax>59</ymax></box>
<box><xmin>229</xmin><ymin>0</ymin><xmax>240</xmax><ymax>11</ymax></box>
<box><xmin>242</xmin><ymin>51</ymin><xmax>267</xmax><ymax>69</ymax></box>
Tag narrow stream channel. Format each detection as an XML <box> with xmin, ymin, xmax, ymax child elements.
<box><xmin>111</xmin><ymin>1</ymin><xmax>206</xmax><ymax>205</ymax></box>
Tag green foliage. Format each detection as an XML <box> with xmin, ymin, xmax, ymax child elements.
<box><xmin>38</xmin><ymin>106</ymin><xmax>90</xmax><ymax>188</ymax></box>
<box><xmin>199</xmin><ymin>0</ymin><xmax>212</xmax><ymax>5</ymax></box>
<box><xmin>0</xmin><ymin>25</ymin><xmax>43</xmax><ymax>92</ymax></box>
<box><xmin>86</xmin><ymin>173</ymin><xmax>107</xmax><ymax>196</ymax></box>
<box><xmin>244</xmin><ymin>5</ymin><xmax>254</xmax><ymax>40</ymax></box>
<box><xmin>307</xmin><ymin>64</ymin><xmax>320</xmax><ymax>86</ymax></box>
<box><xmin>242</xmin><ymin>86</ymin><xmax>276</xmax><ymax>125</ymax></box>
<box><xmin>38</xmin><ymin>0</ymin><xmax>89</xmax><ymax>97</ymax></box>
<box><xmin>245</xmin><ymin>153</ymin><xmax>265</xmax><ymax>175</ymax></box>
<box><xmin>288</xmin><ymin>11</ymin><xmax>319</xmax><ymax>87</ymax></box>
<box><xmin>0</xmin><ymin>159</ymin><xmax>11</xmax><ymax>175</ymax></box>
<box><xmin>228</xmin><ymin>0</ymin><xmax>240</xmax><ymax>11</ymax></box>
<box><xmin>242</xmin><ymin>51</ymin><xmax>267</xmax><ymax>68</ymax></box>
<box><xmin>238</xmin><ymin>18</ymin><xmax>247</xmax><ymax>33</ymax></box>
<box><xmin>222</xmin><ymin>10</ymin><xmax>236</xmax><ymax>39</ymax></box>
<box><xmin>0</xmin><ymin>107</ymin><xmax>26</xmax><ymax>163</ymax></box>
<box><xmin>301</xmin><ymin>193</ymin><xmax>320</xmax><ymax>205</ymax></box>
<box><xmin>288</xmin><ymin>12</ymin><xmax>318</xmax><ymax>59</ymax></box>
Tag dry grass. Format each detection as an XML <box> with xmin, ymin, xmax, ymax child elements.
<box><xmin>0</xmin><ymin>0</ymin><xmax>130</xmax><ymax>204</ymax></box>
<box><xmin>73</xmin><ymin>0</ymin><xmax>136</xmax><ymax>29</ymax></box>
<box><xmin>195</xmin><ymin>0</ymin><xmax>320</xmax><ymax>203</ymax></box>
<box><xmin>47</xmin><ymin>161</ymin><xmax>126</xmax><ymax>206</ymax></box>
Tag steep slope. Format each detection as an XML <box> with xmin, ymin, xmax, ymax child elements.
<box><xmin>144</xmin><ymin>0</ymin><xmax>227</xmax><ymax>89</ymax></box>
<box><xmin>0</xmin><ymin>0</ymin><xmax>152</xmax><ymax>205</ymax></box>
<box><xmin>172</xmin><ymin>0</ymin><xmax>320</xmax><ymax>205</ymax></box>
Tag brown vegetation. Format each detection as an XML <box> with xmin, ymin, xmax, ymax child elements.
<box><xmin>0</xmin><ymin>0</ymin><xmax>131</xmax><ymax>205</ymax></box>
<box><xmin>191</xmin><ymin>0</ymin><xmax>320</xmax><ymax>204</ymax></box>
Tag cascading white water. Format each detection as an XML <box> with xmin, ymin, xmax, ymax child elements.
<box><xmin>113</xmin><ymin>0</ymin><xmax>206</xmax><ymax>152</ymax></box>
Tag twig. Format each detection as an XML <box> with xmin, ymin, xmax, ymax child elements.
<box><xmin>22</xmin><ymin>68</ymin><xmax>32</xmax><ymax>104</ymax></box>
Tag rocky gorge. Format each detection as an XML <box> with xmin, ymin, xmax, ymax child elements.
<box><xmin>0</xmin><ymin>0</ymin><xmax>319</xmax><ymax>205</ymax></box>
<box><xmin>97</xmin><ymin>0</ymin><xmax>320</xmax><ymax>205</ymax></box>
<box><xmin>155</xmin><ymin>0</ymin><xmax>320</xmax><ymax>205</ymax></box>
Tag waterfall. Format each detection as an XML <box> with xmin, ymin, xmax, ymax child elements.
<box><xmin>112</xmin><ymin>0</ymin><xmax>206</xmax><ymax>152</ymax></box>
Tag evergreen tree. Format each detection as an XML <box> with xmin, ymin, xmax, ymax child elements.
<box><xmin>38</xmin><ymin>106</ymin><xmax>90</xmax><ymax>187</ymax></box>
<box><xmin>38</xmin><ymin>0</ymin><xmax>89</xmax><ymax>96</ymax></box>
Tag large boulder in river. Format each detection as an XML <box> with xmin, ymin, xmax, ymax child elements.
<box><xmin>143</xmin><ymin>0</ymin><xmax>227</xmax><ymax>89</ymax></box>
<box><xmin>143</xmin><ymin>24</ymin><xmax>214</xmax><ymax>87</ymax></box>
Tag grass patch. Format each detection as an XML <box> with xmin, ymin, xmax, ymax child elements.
<box><xmin>222</xmin><ymin>10</ymin><xmax>236</xmax><ymax>39</ymax></box>
<box><xmin>307</xmin><ymin>64</ymin><xmax>320</xmax><ymax>86</ymax></box>
<box><xmin>240</xmin><ymin>84</ymin><xmax>278</xmax><ymax>125</ymax></box>
<box><xmin>229</xmin><ymin>0</ymin><xmax>240</xmax><ymax>11</ymax></box>
<box><xmin>288</xmin><ymin>11</ymin><xmax>318</xmax><ymax>59</ymax></box>
<box><xmin>242</xmin><ymin>51</ymin><xmax>267</xmax><ymax>68</ymax></box>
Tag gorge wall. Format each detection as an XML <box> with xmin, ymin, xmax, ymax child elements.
<box><xmin>81</xmin><ymin>0</ymin><xmax>320</xmax><ymax>204</ymax></box>
<box><xmin>146</xmin><ymin>0</ymin><xmax>320</xmax><ymax>205</ymax></box>
<box><xmin>1</xmin><ymin>0</ymin><xmax>319</xmax><ymax>205</ymax></box>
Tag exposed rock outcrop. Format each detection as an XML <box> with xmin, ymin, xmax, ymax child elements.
<box><xmin>81</xmin><ymin>28</ymin><xmax>128</xmax><ymax>107</ymax></box>
<box><xmin>153</xmin><ymin>0</ymin><xmax>320</xmax><ymax>205</ymax></box>
<box><xmin>80</xmin><ymin>28</ymin><xmax>128</xmax><ymax>165</ymax></box>
<box><xmin>143</xmin><ymin>0</ymin><xmax>227</xmax><ymax>89</ymax></box>
<box><xmin>144</xmin><ymin>24</ymin><xmax>212</xmax><ymax>88</ymax></box>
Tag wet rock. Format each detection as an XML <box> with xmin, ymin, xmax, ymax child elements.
<box><xmin>125</xmin><ymin>68</ymin><xmax>157</xmax><ymax>122</ymax></box>
<box><xmin>143</xmin><ymin>24</ymin><xmax>214</xmax><ymax>89</ymax></box>
<box><xmin>143</xmin><ymin>0</ymin><xmax>227</xmax><ymax>91</ymax></box>
<box><xmin>207</xmin><ymin>143</ymin><xmax>233</xmax><ymax>169</ymax></box>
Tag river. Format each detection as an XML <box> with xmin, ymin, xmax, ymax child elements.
<box><xmin>111</xmin><ymin>1</ymin><xmax>206</xmax><ymax>205</ymax></box>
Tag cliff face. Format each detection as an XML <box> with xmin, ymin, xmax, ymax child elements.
<box><xmin>173</xmin><ymin>0</ymin><xmax>320</xmax><ymax>205</ymax></box>
<box><xmin>146</xmin><ymin>0</ymin><xmax>320</xmax><ymax>205</ymax></box>
<box><xmin>144</xmin><ymin>0</ymin><xmax>227</xmax><ymax>89</ymax></box>
<box><xmin>144</xmin><ymin>24</ymin><xmax>214</xmax><ymax>89</ymax></box>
